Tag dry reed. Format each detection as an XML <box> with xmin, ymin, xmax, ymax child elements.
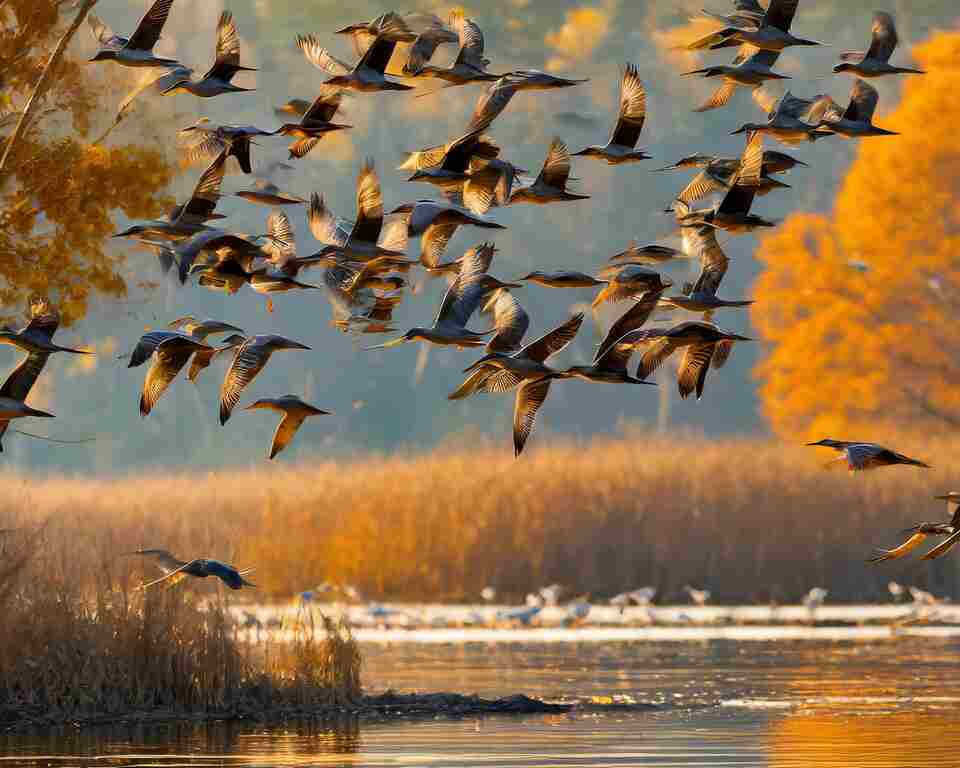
<box><xmin>0</xmin><ymin>527</ymin><xmax>361</xmax><ymax>727</ymax></box>
<box><xmin>2</xmin><ymin>432</ymin><xmax>958</xmax><ymax>607</ymax></box>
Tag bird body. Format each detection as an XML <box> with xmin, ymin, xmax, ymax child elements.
<box><xmin>519</xmin><ymin>271</ymin><xmax>605</xmax><ymax>288</ymax></box>
<box><xmin>806</xmin><ymin>440</ymin><xmax>931</xmax><ymax>472</ymax></box>
<box><xmin>510</xmin><ymin>139</ymin><xmax>589</xmax><ymax>204</ymax></box>
<box><xmin>130</xmin><ymin>549</ymin><xmax>255</xmax><ymax>590</ymax></box>
<box><xmin>162</xmin><ymin>12</ymin><xmax>257</xmax><ymax>98</ymax></box>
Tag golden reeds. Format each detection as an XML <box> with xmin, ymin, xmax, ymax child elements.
<box><xmin>2</xmin><ymin>433</ymin><xmax>958</xmax><ymax>608</ymax></box>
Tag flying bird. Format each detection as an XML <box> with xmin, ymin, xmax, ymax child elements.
<box><xmin>870</xmin><ymin>493</ymin><xmax>960</xmax><ymax>563</ymax></box>
<box><xmin>243</xmin><ymin>396</ymin><xmax>331</xmax><ymax>459</ymax></box>
<box><xmin>161</xmin><ymin>11</ymin><xmax>256</xmax><ymax>97</ymax></box>
<box><xmin>87</xmin><ymin>0</ymin><xmax>180</xmax><ymax>68</ymax></box>
<box><xmin>834</xmin><ymin>12</ymin><xmax>925</xmax><ymax>77</ymax></box>
<box><xmin>139</xmin><ymin>336</ymin><xmax>212</xmax><ymax>417</ymax></box>
<box><xmin>573</xmin><ymin>64</ymin><xmax>650</xmax><ymax>164</ymax></box>
<box><xmin>129</xmin><ymin>549</ymin><xmax>255</xmax><ymax>590</ymax></box>
<box><xmin>806</xmin><ymin>440</ymin><xmax>931</xmax><ymax>472</ymax></box>
<box><xmin>814</xmin><ymin>79</ymin><xmax>898</xmax><ymax>138</ymax></box>
<box><xmin>510</xmin><ymin>138</ymin><xmax>589</xmax><ymax>204</ymax></box>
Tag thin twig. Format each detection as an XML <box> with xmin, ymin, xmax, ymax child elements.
<box><xmin>0</xmin><ymin>0</ymin><xmax>98</xmax><ymax>174</ymax></box>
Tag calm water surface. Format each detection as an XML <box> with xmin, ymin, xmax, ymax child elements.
<box><xmin>2</xmin><ymin>638</ymin><xmax>959</xmax><ymax>766</ymax></box>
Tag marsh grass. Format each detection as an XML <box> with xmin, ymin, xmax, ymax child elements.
<box><xmin>2</xmin><ymin>433</ymin><xmax>958</xmax><ymax>610</ymax></box>
<box><xmin>0</xmin><ymin>528</ymin><xmax>361</xmax><ymax>727</ymax></box>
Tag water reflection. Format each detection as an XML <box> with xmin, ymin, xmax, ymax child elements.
<box><xmin>2</xmin><ymin>639</ymin><xmax>958</xmax><ymax>766</ymax></box>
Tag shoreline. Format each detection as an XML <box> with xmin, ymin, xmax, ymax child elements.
<box><xmin>1</xmin><ymin>692</ymin><xmax>599</xmax><ymax>734</ymax></box>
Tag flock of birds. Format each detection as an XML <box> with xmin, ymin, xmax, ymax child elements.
<box><xmin>0</xmin><ymin>0</ymin><xmax>951</xmax><ymax>594</ymax></box>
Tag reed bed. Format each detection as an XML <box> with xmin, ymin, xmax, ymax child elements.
<box><xmin>0</xmin><ymin>528</ymin><xmax>361</xmax><ymax>727</ymax></box>
<box><xmin>2</xmin><ymin>433</ymin><xmax>958</xmax><ymax>607</ymax></box>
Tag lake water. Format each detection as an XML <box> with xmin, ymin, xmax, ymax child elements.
<box><xmin>2</xmin><ymin>637</ymin><xmax>958</xmax><ymax>766</ymax></box>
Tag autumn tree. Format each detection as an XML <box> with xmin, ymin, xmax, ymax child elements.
<box><xmin>751</xmin><ymin>31</ymin><xmax>960</xmax><ymax>439</ymax></box>
<box><xmin>0</xmin><ymin>0</ymin><xmax>175</xmax><ymax>325</ymax></box>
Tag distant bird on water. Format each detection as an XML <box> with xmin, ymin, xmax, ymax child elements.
<box><xmin>243</xmin><ymin>395</ymin><xmax>331</xmax><ymax>459</ymax></box>
<box><xmin>87</xmin><ymin>0</ymin><xmax>180</xmax><ymax>68</ymax></box>
<box><xmin>834</xmin><ymin>12</ymin><xmax>925</xmax><ymax>77</ymax></box>
<box><xmin>573</xmin><ymin>64</ymin><xmax>650</xmax><ymax>164</ymax></box>
<box><xmin>129</xmin><ymin>549</ymin><xmax>255</xmax><ymax>590</ymax></box>
<box><xmin>685</xmin><ymin>585</ymin><xmax>711</xmax><ymax>606</ymax></box>
<box><xmin>161</xmin><ymin>12</ymin><xmax>256</xmax><ymax>97</ymax></box>
<box><xmin>806</xmin><ymin>440</ymin><xmax>931</xmax><ymax>472</ymax></box>
<box><xmin>219</xmin><ymin>335</ymin><xmax>311</xmax><ymax>424</ymax></box>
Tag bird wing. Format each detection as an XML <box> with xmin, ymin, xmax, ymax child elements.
<box><xmin>126</xmin><ymin>0</ymin><xmax>175</xmax><ymax>51</ymax></box>
<box><xmin>288</xmin><ymin>137</ymin><xmax>322</xmax><ymax>159</ymax></box>
<box><xmin>868</xmin><ymin>533</ymin><xmax>929</xmax><ymax>563</ymax></box>
<box><xmin>920</xmin><ymin>529</ymin><xmax>960</xmax><ymax>561</ymax></box>
<box><xmin>678</xmin><ymin>168</ymin><xmax>729</xmax><ymax>203</ymax></box>
<box><xmin>140</xmin><ymin>338</ymin><xmax>203</xmax><ymax>416</ymax></box>
<box><xmin>219</xmin><ymin>342</ymin><xmax>269</xmax><ymax>424</ymax></box>
<box><xmin>718</xmin><ymin>132</ymin><xmax>762</xmax><ymax>214</ymax></box>
<box><xmin>637</xmin><ymin>336</ymin><xmax>682</xmax><ymax>380</ymax></box>
<box><xmin>537</xmin><ymin>138</ymin><xmax>572</xmax><ymax>189</ymax></box>
<box><xmin>694</xmin><ymin>82</ymin><xmax>737</xmax><ymax>113</ymax></box>
<box><xmin>459</xmin><ymin>241</ymin><xmax>496</xmax><ymax>280</ymax></box>
<box><xmin>264</xmin><ymin>211</ymin><xmax>296</xmax><ymax>268</ymax></box>
<box><xmin>434</xmin><ymin>274</ymin><xmax>490</xmax><ymax>330</ymax></box>
<box><xmin>466</xmin><ymin>78</ymin><xmax>517</xmax><ymax>135</ymax></box>
<box><xmin>297</xmin><ymin>35</ymin><xmax>351</xmax><ymax>75</ymax></box>
<box><xmin>743</xmin><ymin>48</ymin><xmax>781</xmax><ymax>71</ymax></box>
<box><xmin>610</xmin><ymin>63</ymin><xmax>646</xmax><ymax>148</ymax></box>
<box><xmin>711</xmin><ymin>340</ymin><xmax>735</xmax><ymax>369</ymax></box>
<box><xmin>308</xmin><ymin>194</ymin><xmax>349</xmax><ymax>247</ymax></box>
<box><xmin>203</xmin><ymin>11</ymin><xmax>242</xmax><ymax>81</ymax></box>
<box><xmin>595</xmin><ymin>340</ymin><xmax>636</xmax><ymax>374</ymax></box>
<box><xmin>88</xmin><ymin>13</ymin><xmax>119</xmax><ymax>47</ymax></box>
<box><xmin>484</xmin><ymin>289</ymin><xmax>529</xmax><ymax>353</ymax></box>
<box><xmin>690</xmin><ymin>229</ymin><xmax>729</xmax><ymax>295</ymax></box>
<box><xmin>269</xmin><ymin>411</ymin><xmax>306</xmax><ymax>459</ymax></box>
<box><xmin>865</xmin><ymin>11</ymin><xmax>898</xmax><ymax>63</ymax></box>
<box><xmin>349</xmin><ymin>160</ymin><xmax>384</xmax><ymax>245</ymax></box>
<box><xmin>118</xmin><ymin>65</ymin><xmax>191</xmax><ymax>117</ymax></box>
<box><xmin>302</xmin><ymin>85</ymin><xmax>343</xmax><ymax>123</ymax></box>
<box><xmin>187</xmin><ymin>346</ymin><xmax>218</xmax><ymax>382</ymax></box>
<box><xmin>377</xmin><ymin>216</ymin><xmax>409</xmax><ymax>253</ymax></box>
<box><xmin>677</xmin><ymin>342</ymin><xmax>715</xmax><ymax>399</ymax></box>
<box><xmin>751</xmin><ymin>85</ymin><xmax>779</xmax><ymax>115</ymax></box>
<box><xmin>137</xmin><ymin>559</ymin><xmax>200</xmax><ymax>590</ymax></box>
<box><xmin>451</xmin><ymin>11</ymin><xmax>486</xmax><ymax>70</ymax></box>
<box><xmin>129</xmin><ymin>330</ymin><xmax>178</xmax><ymax>368</ymax></box>
<box><xmin>519</xmin><ymin>313</ymin><xmax>584</xmax><ymax>363</ymax></box>
<box><xmin>406</xmin><ymin>32</ymin><xmax>444</xmax><ymax>72</ymax></box>
<box><xmin>843</xmin><ymin>78</ymin><xmax>879</xmax><ymax>123</ymax></box>
<box><xmin>177</xmin><ymin>124</ymin><xmax>226</xmax><ymax>164</ymax></box>
<box><xmin>420</xmin><ymin>222</ymin><xmax>458</xmax><ymax>269</ymax></box>
<box><xmin>177</xmin><ymin>149</ymin><xmax>227</xmax><ymax>222</ymax></box>
<box><xmin>513</xmin><ymin>378</ymin><xmax>552</xmax><ymax>456</ymax></box>
<box><xmin>448</xmin><ymin>367</ymin><xmax>496</xmax><ymax>400</ymax></box>
<box><xmin>357</xmin><ymin>34</ymin><xmax>399</xmax><ymax>75</ymax></box>
<box><xmin>594</xmin><ymin>293</ymin><xmax>662</xmax><ymax>362</ymax></box>
<box><xmin>843</xmin><ymin>443</ymin><xmax>882</xmax><ymax>470</ymax></box>
<box><xmin>0</xmin><ymin>351</ymin><xmax>49</xmax><ymax>401</ymax></box>
<box><xmin>24</xmin><ymin>300</ymin><xmax>60</xmax><ymax>340</ymax></box>
<box><xmin>762</xmin><ymin>0</ymin><xmax>799</xmax><ymax>33</ymax></box>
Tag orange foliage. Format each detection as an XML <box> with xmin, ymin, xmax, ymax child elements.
<box><xmin>0</xmin><ymin>0</ymin><xmax>175</xmax><ymax>325</ymax></box>
<box><xmin>752</xmin><ymin>31</ymin><xmax>960</xmax><ymax>439</ymax></box>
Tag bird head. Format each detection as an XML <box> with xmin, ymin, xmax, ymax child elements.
<box><xmin>112</xmin><ymin>224</ymin><xmax>149</xmax><ymax>238</ymax></box>
<box><xmin>406</xmin><ymin>170</ymin><xmax>432</xmax><ymax>183</ymax></box>
<box><xmin>389</xmin><ymin>202</ymin><xmax>415</xmax><ymax>215</ymax></box>
<box><xmin>935</xmin><ymin>492</ymin><xmax>960</xmax><ymax>503</ymax></box>
<box><xmin>832</xmin><ymin>63</ymin><xmax>854</xmax><ymax>74</ymax></box>
<box><xmin>805</xmin><ymin>438</ymin><xmax>839</xmax><ymax>447</ymax></box>
<box><xmin>721</xmin><ymin>331</ymin><xmax>752</xmax><ymax>342</ymax></box>
<box><xmin>731</xmin><ymin>124</ymin><xmax>762</xmax><ymax>136</ymax></box>
<box><xmin>682</xmin><ymin>66</ymin><xmax>723</xmax><ymax>77</ymax></box>
<box><xmin>160</xmin><ymin>79</ymin><xmax>189</xmax><ymax>95</ymax></box>
<box><xmin>518</xmin><ymin>271</ymin><xmax>544</xmax><ymax>281</ymax></box>
<box><xmin>335</xmin><ymin>23</ymin><xmax>368</xmax><ymax>35</ymax></box>
<box><xmin>324</xmin><ymin>75</ymin><xmax>350</xmax><ymax>88</ymax></box>
<box><xmin>218</xmin><ymin>334</ymin><xmax>246</xmax><ymax>348</ymax></box>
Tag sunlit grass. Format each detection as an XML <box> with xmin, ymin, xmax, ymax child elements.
<box><xmin>0</xmin><ymin>529</ymin><xmax>361</xmax><ymax>726</ymax></box>
<box><xmin>3</xmin><ymin>431</ymin><xmax>958</xmax><ymax>608</ymax></box>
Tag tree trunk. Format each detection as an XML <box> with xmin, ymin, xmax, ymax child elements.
<box><xmin>0</xmin><ymin>0</ymin><xmax>98</xmax><ymax>175</ymax></box>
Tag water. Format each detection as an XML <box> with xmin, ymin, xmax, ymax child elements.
<box><xmin>3</xmin><ymin>638</ymin><xmax>959</xmax><ymax>766</ymax></box>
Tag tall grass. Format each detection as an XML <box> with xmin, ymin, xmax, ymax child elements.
<box><xmin>0</xmin><ymin>526</ymin><xmax>360</xmax><ymax>727</ymax></box>
<box><xmin>2</xmin><ymin>433</ymin><xmax>958</xmax><ymax>606</ymax></box>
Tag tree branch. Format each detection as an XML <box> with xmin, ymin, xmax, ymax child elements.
<box><xmin>0</xmin><ymin>0</ymin><xmax>98</xmax><ymax>175</ymax></box>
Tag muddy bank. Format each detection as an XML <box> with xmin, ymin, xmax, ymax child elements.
<box><xmin>3</xmin><ymin>691</ymin><xmax>659</xmax><ymax>732</ymax></box>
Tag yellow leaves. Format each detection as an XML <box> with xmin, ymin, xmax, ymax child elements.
<box><xmin>752</xmin><ymin>30</ymin><xmax>960</xmax><ymax>440</ymax></box>
<box><xmin>544</xmin><ymin>6</ymin><xmax>612</xmax><ymax>71</ymax></box>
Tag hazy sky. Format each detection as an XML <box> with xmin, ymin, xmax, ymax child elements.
<box><xmin>4</xmin><ymin>0</ymin><xmax>955</xmax><ymax>472</ymax></box>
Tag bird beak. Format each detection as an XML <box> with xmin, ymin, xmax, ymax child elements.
<box><xmin>805</xmin><ymin>441</ymin><xmax>823</xmax><ymax>446</ymax></box>
<box><xmin>729</xmin><ymin>334</ymin><xmax>752</xmax><ymax>341</ymax></box>
<box><xmin>364</xmin><ymin>337</ymin><xmax>408</xmax><ymax>351</ymax></box>
<box><xmin>651</xmin><ymin>164</ymin><xmax>678</xmax><ymax>172</ymax></box>
<box><xmin>284</xmin><ymin>341</ymin><xmax>311</xmax><ymax>350</ymax></box>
